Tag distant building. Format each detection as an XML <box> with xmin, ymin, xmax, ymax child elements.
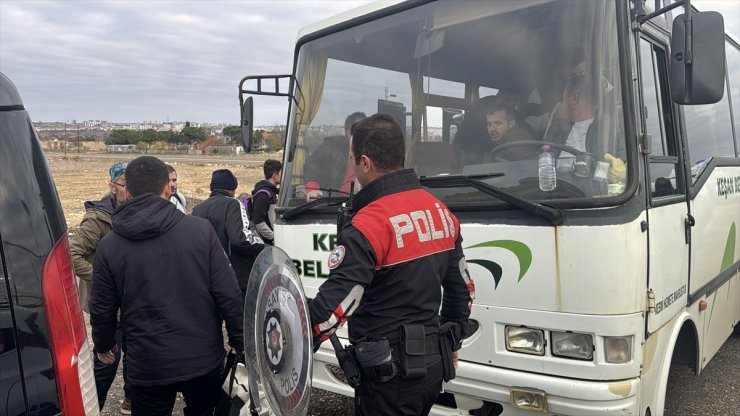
<box><xmin>107</xmin><ymin>144</ymin><xmax>137</xmax><ymax>153</ymax></box>
<box><xmin>206</xmin><ymin>145</ymin><xmax>243</xmax><ymax>155</ymax></box>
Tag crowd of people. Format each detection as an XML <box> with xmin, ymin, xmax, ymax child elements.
<box><xmin>71</xmin><ymin>157</ymin><xmax>280</xmax><ymax>415</ymax></box>
<box><xmin>72</xmin><ymin>113</ymin><xmax>475</xmax><ymax>416</ymax></box>
<box><xmin>71</xmin><ymin>48</ymin><xmax>628</xmax><ymax>414</ymax></box>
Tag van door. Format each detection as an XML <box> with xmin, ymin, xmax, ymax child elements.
<box><xmin>0</xmin><ymin>251</ymin><xmax>26</xmax><ymax>416</ymax></box>
<box><xmin>638</xmin><ymin>36</ymin><xmax>691</xmax><ymax>333</ymax></box>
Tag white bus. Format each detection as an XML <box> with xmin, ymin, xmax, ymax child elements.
<box><xmin>239</xmin><ymin>0</ymin><xmax>739</xmax><ymax>414</ymax></box>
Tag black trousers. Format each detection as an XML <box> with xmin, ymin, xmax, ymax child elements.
<box><xmin>130</xmin><ymin>366</ymin><xmax>222</xmax><ymax>416</ymax></box>
<box><xmin>355</xmin><ymin>354</ymin><xmax>443</xmax><ymax>416</ymax></box>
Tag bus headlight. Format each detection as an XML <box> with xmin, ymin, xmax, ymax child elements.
<box><xmin>505</xmin><ymin>326</ymin><xmax>545</xmax><ymax>355</ymax></box>
<box><xmin>551</xmin><ymin>331</ymin><xmax>593</xmax><ymax>360</ymax></box>
<box><xmin>605</xmin><ymin>336</ymin><xmax>632</xmax><ymax>363</ymax></box>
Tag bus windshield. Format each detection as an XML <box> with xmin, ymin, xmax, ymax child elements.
<box><xmin>280</xmin><ymin>0</ymin><xmax>628</xmax><ymax>211</ymax></box>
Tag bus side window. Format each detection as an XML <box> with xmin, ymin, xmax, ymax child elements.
<box><xmin>725</xmin><ymin>41</ymin><xmax>740</xmax><ymax>156</ymax></box>
<box><xmin>639</xmin><ymin>38</ymin><xmax>682</xmax><ymax>199</ymax></box>
<box><xmin>681</xmin><ymin>41</ymin><xmax>735</xmax><ymax>184</ymax></box>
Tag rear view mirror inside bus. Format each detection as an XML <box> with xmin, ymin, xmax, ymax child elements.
<box><xmin>670</xmin><ymin>11</ymin><xmax>726</xmax><ymax>105</ymax></box>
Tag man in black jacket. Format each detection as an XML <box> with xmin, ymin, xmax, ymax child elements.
<box><xmin>310</xmin><ymin>114</ymin><xmax>475</xmax><ymax>415</ymax></box>
<box><xmin>193</xmin><ymin>169</ymin><xmax>264</xmax><ymax>298</ymax></box>
<box><xmin>90</xmin><ymin>156</ymin><xmax>244</xmax><ymax>416</ymax></box>
<box><xmin>248</xmin><ymin>159</ymin><xmax>282</xmax><ymax>245</ymax></box>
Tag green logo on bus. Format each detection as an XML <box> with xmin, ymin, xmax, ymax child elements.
<box><xmin>465</xmin><ymin>240</ymin><xmax>532</xmax><ymax>289</ymax></box>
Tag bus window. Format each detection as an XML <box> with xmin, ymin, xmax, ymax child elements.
<box><xmin>726</xmin><ymin>41</ymin><xmax>740</xmax><ymax>155</ymax></box>
<box><xmin>284</xmin><ymin>1</ymin><xmax>628</xmax><ymax>208</ymax></box>
<box><xmin>640</xmin><ymin>38</ymin><xmax>682</xmax><ymax>199</ymax></box>
<box><xmin>682</xmin><ymin>50</ymin><xmax>735</xmax><ymax>182</ymax></box>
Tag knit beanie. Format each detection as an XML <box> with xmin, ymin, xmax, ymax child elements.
<box><xmin>210</xmin><ymin>169</ymin><xmax>238</xmax><ymax>191</ymax></box>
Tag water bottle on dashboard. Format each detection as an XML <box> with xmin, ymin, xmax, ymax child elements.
<box><xmin>538</xmin><ymin>145</ymin><xmax>556</xmax><ymax>191</ymax></box>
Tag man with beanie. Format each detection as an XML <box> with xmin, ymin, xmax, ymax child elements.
<box><xmin>70</xmin><ymin>161</ymin><xmax>132</xmax><ymax>413</ymax></box>
<box><xmin>90</xmin><ymin>156</ymin><xmax>244</xmax><ymax>416</ymax></box>
<box><xmin>193</xmin><ymin>169</ymin><xmax>264</xmax><ymax>298</ymax></box>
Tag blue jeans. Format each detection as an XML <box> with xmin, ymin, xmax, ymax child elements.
<box><xmin>94</xmin><ymin>327</ymin><xmax>130</xmax><ymax>409</ymax></box>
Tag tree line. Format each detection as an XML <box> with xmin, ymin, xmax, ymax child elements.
<box><xmin>105</xmin><ymin>122</ymin><xmax>216</xmax><ymax>145</ymax></box>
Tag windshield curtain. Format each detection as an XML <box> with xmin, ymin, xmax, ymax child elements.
<box><xmin>281</xmin><ymin>0</ymin><xmax>627</xmax><ymax>209</ymax></box>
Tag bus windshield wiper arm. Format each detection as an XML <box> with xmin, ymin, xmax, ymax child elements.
<box><xmin>419</xmin><ymin>174</ymin><xmax>563</xmax><ymax>225</ymax></box>
<box><xmin>281</xmin><ymin>196</ymin><xmax>348</xmax><ymax>221</ymax></box>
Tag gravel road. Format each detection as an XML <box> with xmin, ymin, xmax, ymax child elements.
<box><xmin>95</xmin><ymin>331</ymin><xmax>739</xmax><ymax>415</ymax></box>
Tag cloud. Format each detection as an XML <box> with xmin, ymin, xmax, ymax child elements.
<box><xmin>0</xmin><ymin>0</ymin><xmax>368</xmax><ymax>123</ymax></box>
<box><xmin>1</xmin><ymin>0</ymin><xmax>737</xmax><ymax>124</ymax></box>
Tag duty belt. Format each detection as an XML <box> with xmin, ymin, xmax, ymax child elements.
<box><xmin>359</xmin><ymin>334</ymin><xmax>440</xmax><ymax>381</ymax></box>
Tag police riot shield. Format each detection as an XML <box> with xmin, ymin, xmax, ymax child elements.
<box><xmin>244</xmin><ymin>246</ymin><xmax>312</xmax><ymax>416</ymax></box>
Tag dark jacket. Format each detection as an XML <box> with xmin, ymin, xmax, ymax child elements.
<box><xmin>90</xmin><ymin>193</ymin><xmax>244</xmax><ymax>386</ymax></box>
<box><xmin>309</xmin><ymin>169</ymin><xmax>475</xmax><ymax>344</ymax></box>
<box><xmin>70</xmin><ymin>195</ymin><xmax>116</xmax><ymax>313</ymax></box>
<box><xmin>303</xmin><ymin>135</ymin><xmax>349</xmax><ymax>191</ymax></box>
<box><xmin>249</xmin><ymin>179</ymin><xmax>279</xmax><ymax>245</ymax></box>
<box><xmin>486</xmin><ymin>122</ymin><xmax>538</xmax><ymax>161</ymax></box>
<box><xmin>192</xmin><ymin>190</ymin><xmax>264</xmax><ymax>291</ymax></box>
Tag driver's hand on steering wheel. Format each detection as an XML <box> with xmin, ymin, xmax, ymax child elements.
<box><xmin>307</xmin><ymin>189</ymin><xmax>324</xmax><ymax>201</ymax></box>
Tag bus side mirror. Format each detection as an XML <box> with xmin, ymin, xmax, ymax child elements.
<box><xmin>670</xmin><ymin>11</ymin><xmax>726</xmax><ymax>105</ymax></box>
<box><xmin>241</xmin><ymin>96</ymin><xmax>254</xmax><ymax>153</ymax></box>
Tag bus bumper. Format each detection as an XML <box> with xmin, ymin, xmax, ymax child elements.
<box><xmin>313</xmin><ymin>347</ymin><xmax>641</xmax><ymax>416</ymax></box>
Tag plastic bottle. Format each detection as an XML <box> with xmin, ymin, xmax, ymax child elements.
<box><xmin>538</xmin><ymin>144</ymin><xmax>556</xmax><ymax>191</ymax></box>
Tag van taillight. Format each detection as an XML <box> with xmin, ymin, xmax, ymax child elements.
<box><xmin>42</xmin><ymin>235</ymin><xmax>99</xmax><ymax>415</ymax></box>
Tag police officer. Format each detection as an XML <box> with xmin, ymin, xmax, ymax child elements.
<box><xmin>309</xmin><ymin>114</ymin><xmax>475</xmax><ymax>415</ymax></box>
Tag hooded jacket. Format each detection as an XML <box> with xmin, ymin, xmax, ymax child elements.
<box><xmin>90</xmin><ymin>193</ymin><xmax>244</xmax><ymax>386</ymax></box>
<box><xmin>249</xmin><ymin>179</ymin><xmax>279</xmax><ymax>244</ymax></box>
<box><xmin>70</xmin><ymin>195</ymin><xmax>117</xmax><ymax>313</ymax></box>
<box><xmin>192</xmin><ymin>189</ymin><xmax>264</xmax><ymax>292</ymax></box>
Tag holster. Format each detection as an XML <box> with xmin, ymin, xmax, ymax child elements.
<box><xmin>330</xmin><ymin>334</ymin><xmax>361</xmax><ymax>388</ymax></box>
<box><xmin>439</xmin><ymin>322</ymin><xmax>463</xmax><ymax>382</ymax></box>
<box><xmin>354</xmin><ymin>338</ymin><xmax>397</xmax><ymax>383</ymax></box>
<box><xmin>400</xmin><ymin>324</ymin><xmax>427</xmax><ymax>379</ymax></box>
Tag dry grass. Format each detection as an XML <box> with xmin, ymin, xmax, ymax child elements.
<box><xmin>46</xmin><ymin>153</ymin><xmax>275</xmax><ymax>230</ymax></box>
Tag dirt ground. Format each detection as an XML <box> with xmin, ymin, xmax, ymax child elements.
<box><xmin>46</xmin><ymin>152</ymin><xmax>271</xmax><ymax>228</ymax></box>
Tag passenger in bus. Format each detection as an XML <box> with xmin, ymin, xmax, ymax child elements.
<box><xmin>544</xmin><ymin>75</ymin><xmax>626</xmax><ymax>183</ymax></box>
<box><xmin>527</xmin><ymin>47</ymin><xmax>615</xmax><ymax>138</ymax></box>
<box><xmin>304</xmin><ymin>111</ymin><xmax>366</xmax><ymax>201</ymax></box>
<box><xmin>528</xmin><ymin>46</ymin><xmax>587</xmax><ymax>118</ymax></box>
<box><xmin>483</xmin><ymin>103</ymin><xmax>537</xmax><ymax>161</ymax></box>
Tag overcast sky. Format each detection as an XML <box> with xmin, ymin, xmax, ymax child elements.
<box><xmin>1</xmin><ymin>0</ymin><xmax>738</xmax><ymax>125</ymax></box>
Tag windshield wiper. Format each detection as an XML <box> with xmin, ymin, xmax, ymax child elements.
<box><xmin>281</xmin><ymin>196</ymin><xmax>348</xmax><ymax>221</ymax></box>
<box><xmin>419</xmin><ymin>174</ymin><xmax>563</xmax><ymax>225</ymax></box>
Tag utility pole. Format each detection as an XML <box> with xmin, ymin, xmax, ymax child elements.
<box><xmin>63</xmin><ymin>122</ymin><xmax>67</xmax><ymax>157</ymax></box>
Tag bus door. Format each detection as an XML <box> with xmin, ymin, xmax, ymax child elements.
<box><xmin>638</xmin><ymin>35</ymin><xmax>691</xmax><ymax>333</ymax></box>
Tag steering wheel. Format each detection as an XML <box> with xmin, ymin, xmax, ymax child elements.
<box><xmin>487</xmin><ymin>140</ymin><xmax>584</xmax><ymax>162</ymax></box>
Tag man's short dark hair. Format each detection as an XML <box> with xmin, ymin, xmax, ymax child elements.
<box><xmin>166</xmin><ymin>164</ymin><xmax>176</xmax><ymax>174</ymax></box>
<box><xmin>263</xmin><ymin>159</ymin><xmax>282</xmax><ymax>179</ymax></box>
<box><xmin>487</xmin><ymin>104</ymin><xmax>519</xmax><ymax>122</ymax></box>
<box><xmin>125</xmin><ymin>156</ymin><xmax>169</xmax><ymax>197</ymax></box>
<box><xmin>351</xmin><ymin>113</ymin><xmax>405</xmax><ymax>171</ymax></box>
<box><xmin>345</xmin><ymin>112</ymin><xmax>367</xmax><ymax>133</ymax></box>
